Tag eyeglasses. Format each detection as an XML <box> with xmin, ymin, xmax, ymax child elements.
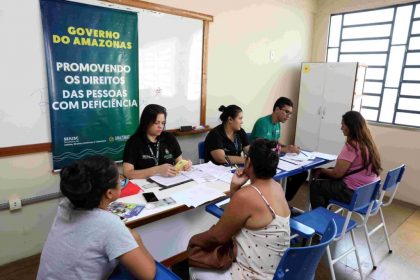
<box><xmin>281</xmin><ymin>109</ymin><xmax>293</xmax><ymax>116</ymax></box>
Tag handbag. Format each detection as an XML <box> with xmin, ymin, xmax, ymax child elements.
<box><xmin>315</xmin><ymin>166</ymin><xmax>366</xmax><ymax>181</ymax></box>
<box><xmin>188</xmin><ymin>232</ymin><xmax>237</xmax><ymax>270</ymax></box>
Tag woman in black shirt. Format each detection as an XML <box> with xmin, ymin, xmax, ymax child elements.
<box><xmin>205</xmin><ymin>105</ymin><xmax>250</xmax><ymax>165</ymax></box>
<box><xmin>123</xmin><ymin>104</ymin><xmax>192</xmax><ymax>179</ymax></box>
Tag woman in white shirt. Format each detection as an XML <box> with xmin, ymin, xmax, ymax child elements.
<box><xmin>37</xmin><ymin>156</ymin><xmax>156</xmax><ymax>280</ymax></box>
<box><xmin>189</xmin><ymin>139</ymin><xmax>290</xmax><ymax>280</ymax></box>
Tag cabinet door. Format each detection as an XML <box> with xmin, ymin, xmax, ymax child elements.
<box><xmin>295</xmin><ymin>63</ymin><xmax>326</xmax><ymax>151</ymax></box>
<box><xmin>317</xmin><ymin>63</ymin><xmax>358</xmax><ymax>154</ymax></box>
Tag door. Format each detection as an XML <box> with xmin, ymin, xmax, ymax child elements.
<box><xmin>317</xmin><ymin>63</ymin><xmax>358</xmax><ymax>154</ymax></box>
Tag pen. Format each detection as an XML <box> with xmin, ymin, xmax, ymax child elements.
<box><xmin>300</xmin><ymin>151</ymin><xmax>308</xmax><ymax>156</ymax></box>
<box><xmin>224</xmin><ymin>155</ymin><xmax>238</xmax><ymax>169</ymax></box>
<box><xmin>281</xmin><ymin>158</ymin><xmax>298</xmax><ymax>165</ymax></box>
<box><xmin>224</xmin><ymin>155</ymin><xmax>232</xmax><ymax>167</ymax></box>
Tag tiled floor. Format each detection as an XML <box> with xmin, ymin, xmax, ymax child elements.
<box><xmin>1</xmin><ymin>184</ymin><xmax>419</xmax><ymax>280</ymax></box>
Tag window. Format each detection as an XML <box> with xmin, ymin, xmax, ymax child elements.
<box><xmin>327</xmin><ymin>2</ymin><xmax>420</xmax><ymax>128</ymax></box>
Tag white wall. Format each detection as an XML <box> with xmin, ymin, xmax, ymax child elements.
<box><xmin>0</xmin><ymin>0</ymin><xmax>316</xmax><ymax>265</ymax></box>
<box><xmin>312</xmin><ymin>0</ymin><xmax>420</xmax><ymax>206</ymax></box>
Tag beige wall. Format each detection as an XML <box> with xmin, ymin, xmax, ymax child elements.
<box><xmin>312</xmin><ymin>0</ymin><xmax>420</xmax><ymax>206</ymax></box>
<box><xmin>151</xmin><ymin>0</ymin><xmax>317</xmax><ymax>140</ymax></box>
<box><xmin>0</xmin><ymin>0</ymin><xmax>316</xmax><ymax>265</ymax></box>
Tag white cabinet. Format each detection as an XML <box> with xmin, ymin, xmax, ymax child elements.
<box><xmin>295</xmin><ymin>62</ymin><xmax>366</xmax><ymax>155</ymax></box>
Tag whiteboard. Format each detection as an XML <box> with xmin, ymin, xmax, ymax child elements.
<box><xmin>0</xmin><ymin>0</ymin><xmax>51</xmax><ymax>148</ymax></box>
<box><xmin>0</xmin><ymin>0</ymin><xmax>203</xmax><ymax>148</ymax></box>
<box><xmin>138</xmin><ymin>10</ymin><xmax>203</xmax><ymax>129</ymax></box>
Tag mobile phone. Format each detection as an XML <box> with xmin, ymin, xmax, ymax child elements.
<box><xmin>142</xmin><ymin>192</ymin><xmax>158</xmax><ymax>203</ymax></box>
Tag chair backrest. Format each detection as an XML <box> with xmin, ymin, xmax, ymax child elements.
<box><xmin>273</xmin><ymin>220</ymin><xmax>337</xmax><ymax>280</ymax></box>
<box><xmin>380</xmin><ymin>164</ymin><xmax>406</xmax><ymax>206</ymax></box>
<box><xmin>155</xmin><ymin>261</ymin><xmax>182</xmax><ymax>279</ymax></box>
<box><xmin>198</xmin><ymin>141</ymin><xmax>205</xmax><ymax>163</ymax></box>
<box><xmin>383</xmin><ymin>164</ymin><xmax>406</xmax><ymax>192</ymax></box>
<box><xmin>349</xmin><ymin>180</ymin><xmax>381</xmax><ymax>212</ymax></box>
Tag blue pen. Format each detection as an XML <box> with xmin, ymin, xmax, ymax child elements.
<box><xmin>224</xmin><ymin>155</ymin><xmax>237</xmax><ymax>169</ymax></box>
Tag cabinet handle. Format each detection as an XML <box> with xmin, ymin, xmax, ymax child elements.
<box><xmin>318</xmin><ymin>106</ymin><xmax>322</xmax><ymax>115</ymax></box>
<box><xmin>322</xmin><ymin>106</ymin><xmax>326</xmax><ymax>116</ymax></box>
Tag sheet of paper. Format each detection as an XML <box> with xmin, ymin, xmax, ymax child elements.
<box><xmin>181</xmin><ymin>168</ymin><xmax>218</xmax><ymax>184</ymax></box>
<box><xmin>171</xmin><ymin>184</ymin><xmax>225</xmax><ymax>207</ymax></box>
<box><xmin>282</xmin><ymin>158</ymin><xmax>314</xmax><ymax>167</ymax></box>
<box><xmin>150</xmin><ymin>173</ymin><xmax>191</xmax><ymax>187</ymax></box>
<box><xmin>215</xmin><ymin>198</ymin><xmax>230</xmax><ymax>207</ymax></box>
<box><xmin>312</xmin><ymin>151</ymin><xmax>337</xmax><ymax>161</ymax></box>
<box><xmin>277</xmin><ymin>159</ymin><xmax>302</xmax><ymax>171</ymax></box>
<box><xmin>194</xmin><ymin>162</ymin><xmax>232</xmax><ymax>179</ymax></box>
<box><xmin>299</xmin><ymin>150</ymin><xmax>315</xmax><ymax>160</ymax></box>
<box><xmin>218</xmin><ymin>172</ymin><xmax>234</xmax><ymax>184</ymax></box>
<box><xmin>283</xmin><ymin>150</ymin><xmax>314</xmax><ymax>161</ymax></box>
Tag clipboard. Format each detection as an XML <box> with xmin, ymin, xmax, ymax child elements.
<box><xmin>147</xmin><ymin>177</ymin><xmax>193</xmax><ymax>190</ymax></box>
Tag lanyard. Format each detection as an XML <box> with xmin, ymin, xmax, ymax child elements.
<box><xmin>233</xmin><ymin>136</ymin><xmax>241</xmax><ymax>154</ymax></box>
<box><xmin>147</xmin><ymin>141</ymin><xmax>160</xmax><ymax>166</ymax></box>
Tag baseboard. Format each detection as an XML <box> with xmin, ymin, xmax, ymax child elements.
<box><xmin>393</xmin><ymin>198</ymin><xmax>420</xmax><ymax>210</ymax></box>
<box><xmin>0</xmin><ymin>253</ymin><xmax>40</xmax><ymax>276</ymax></box>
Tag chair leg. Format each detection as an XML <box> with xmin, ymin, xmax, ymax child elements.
<box><xmin>351</xmin><ymin>230</ymin><xmax>364</xmax><ymax>280</ymax></box>
<box><xmin>380</xmin><ymin>208</ymin><xmax>393</xmax><ymax>253</ymax></box>
<box><xmin>363</xmin><ymin>223</ymin><xmax>377</xmax><ymax>269</ymax></box>
<box><xmin>326</xmin><ymin>245</ymin><xmax>336</xmax><ymax>280</ymax></box>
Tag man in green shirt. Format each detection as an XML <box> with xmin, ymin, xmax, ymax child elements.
<box><xmin>251</xmin><ymin>97</ymin><xmax>308</xmax><ymax>202</ymax></box>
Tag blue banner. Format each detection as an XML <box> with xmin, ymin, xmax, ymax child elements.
<box><xmin>40</xmin><ymin>0</ymin><xmax>139</xmax><ymax>170</ymax></box>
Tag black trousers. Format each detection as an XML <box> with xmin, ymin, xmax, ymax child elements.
<box><xmin>309</xmin><ymin>178</ymin><xmax>354</xmax><ymax>209</ymax></box>
<box><xmin>285</xmin><ymin>171</ymin><xmax>309</xmax><ymax>201</ymax></box>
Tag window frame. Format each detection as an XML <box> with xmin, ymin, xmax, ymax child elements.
<box><xmin>326</xmin><ymin>1</ymin><xmax>420</xmax><ymax>130</ymax></box>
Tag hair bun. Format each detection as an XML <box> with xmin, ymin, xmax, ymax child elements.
<box><xmin>218</xmin><ymin>105</ymin><xmax>226</xmax><ymax>112</ymax></box>
<box><xmin>266</xmin><ymin>140</ymin><xmax>278</xmax><ymax>150</ymax></box>
<box><xmin>60</xmin><ymin>162</ymin><xmax>93</xmax><ymax>199</ymax></box>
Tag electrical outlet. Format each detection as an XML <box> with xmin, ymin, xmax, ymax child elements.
<box><xmin>9</xmin><ymin>197</ymin><xmax>22</xmax><ymax>211</ymax></box>
<box><xmin>269</xmin><ymin>50</ymin><xmax>275</xmax><ymax>61</ymax></box>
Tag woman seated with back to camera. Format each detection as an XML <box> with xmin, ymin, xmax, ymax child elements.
<box><xmin>204</xmin><ymin>105</ymin><xmax>250</xmax><ymax>165</ymax></box>
<box><xmin>123</xmin><ymin>104</ymin><xmax>192</xmax><ymax>179</ymax></box>
<box><xmin>310</xmin><ymin>111</ymin><xmax>382</xmax><ymax>209</ymax></box>
<box><xmin>189</xmin><ymin>139</ymin><xmax>290</xmax><ymax>280</ymax></box>
<box><xmin>37</xmin><ymin>156</ymin><xmax>155</xmax><ymax>280</ymax></box>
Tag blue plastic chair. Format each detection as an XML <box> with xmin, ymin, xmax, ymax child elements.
<box><xmin>294</xmin><ymin>180</ymin><xmax>381</xmax><ymax>280</ymax></box>
<box><xmin>352</xmin><ymin>164</ymin><xmax>406</xmax><ymax>269</ymax></box>
<box><xmin>109</xmin><ymin>261</ymin><xmax>181</xmax><ymax>280</ymax></box>
<box><xmin>198</xmin><ymin>141</ymin><xmax>205</xmax><ymax>163</ymax></box>
<box><xmin>273</xmin><ymin>220</ymin><xmax>337</xmax><ymax>280</ymax></box>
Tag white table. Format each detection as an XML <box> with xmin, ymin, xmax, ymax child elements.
<box><xmin>117</xmin><ymin>179</ymin><xmax>230</xmax><ymax>265</ymax></box>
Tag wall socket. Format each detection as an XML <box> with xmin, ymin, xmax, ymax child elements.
<box><xmin>9</xmin><ymin>197</ymin><xmax>22</xmax><ymax>211</ymax></box>
<box><xmin>269</xmin><ymin>50</ymin><xmax>275</xmax><ymax>61</ymax></box>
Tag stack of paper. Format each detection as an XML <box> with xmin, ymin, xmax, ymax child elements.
<box><xmin>171</xmin><ymin>184</ymin><xmax>226</xmax><ymax>208</ymax></box>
